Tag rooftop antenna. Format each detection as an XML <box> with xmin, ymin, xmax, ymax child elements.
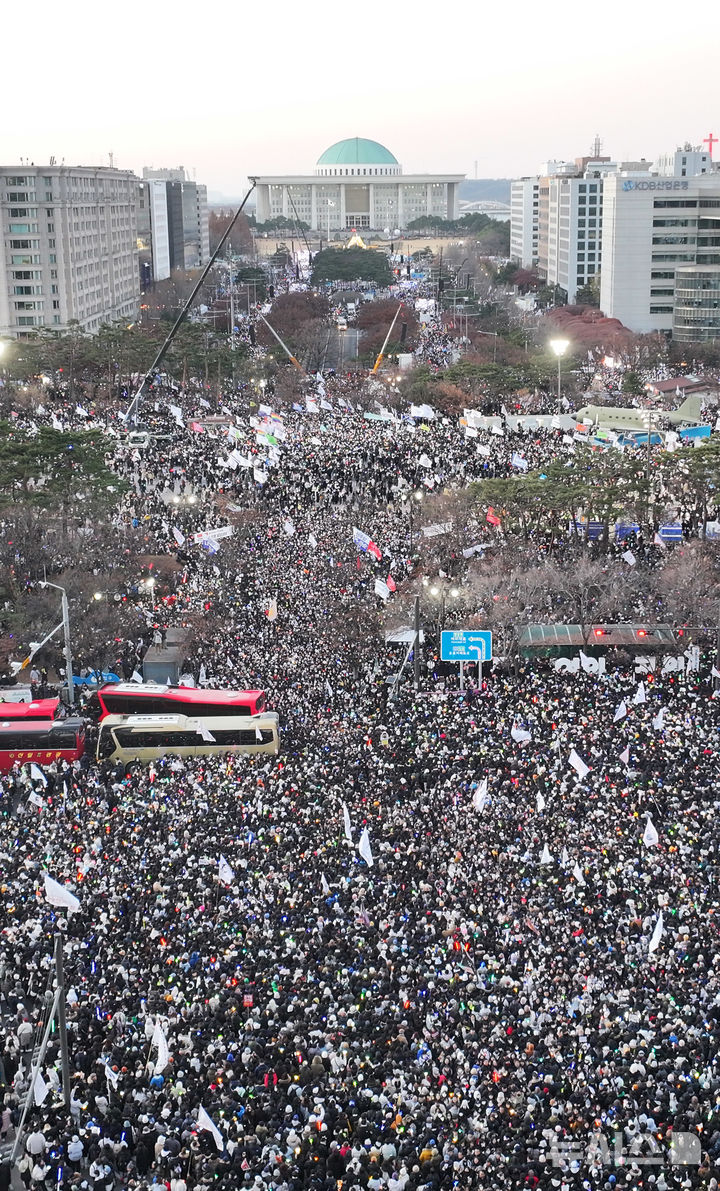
<box><xmin>591</xmin><ymin>133</ymin><xmax>602</xmax><ymax>159</ymax></box>
<box><xmin>109</xmin><ymin>151</ymin><xmax>114</xmax><ymax>168</ymax></box>
<box><xmin>474</xmin><ymin>160</ymin><xmax>478</xmax><ymax>179</ymax></box>
<box><xmin>49</xmin><ymin>156</ymin><xmax>56</xmax><ymax>166</ymax></box>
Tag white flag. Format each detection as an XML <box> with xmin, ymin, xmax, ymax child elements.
<box><xmin>342</xmin><ymin>803</ymin><xmax>353</xmax><ymax>842</ymax></box>
<box><xmin>44</xmin><ymin>875</ymin><xmax>80</xmax><ymax>914</ymax></box>
<box><xmin>620</xmin><ymin>745</ymin><xmax>630</xmax><ymax>765</ymax></box>
<box><xmin>536</xmin><ymin>791</ymin><xmax>545</xmax><ymax>812</ymax></box>
<box><xmin>253</xmin><ymin>467</ymin><xmax>268</xmax><ymax>484</ymax></box>
<box><xmin>473</xmin><ymin>779</ymin><xmax>488</xmax><ymax>811</ymax></box>
<box><xmin>264</xmin><ymin>598</ymin><xmax>278</xmax><ymax>622</ymax></box>
<box><xmin>309</xmin><ymin>533</ymin><xmax>318</xmax><ymax>550</ymax></box>
<box><xmin>33</xmin><ymin>1069</ymin><xmax>50</xmax><ymax>1106</ymax></box>
<box><xmin>540</xmin><ymin>843</ymin><xmax>552</xmax><ymax>865</ymax></box>
<box><xmin>648</xmin><ymin>910</ymin><xmax>664</xmax><ymax>954</ymax></box>
<box><xmin>321</xmin><ymin>874</ymin><xmax>330</xmax><ymax>895</ymax></box>
<box><xmin>511</xmin><ymin>722</ymin><xmax>532</xmax><ymax>743</ymax></box>
<box><xmin>643</xmin><ymin>817</ymin><xmax>659</xmax><ymax>847</ymax></box>
<box><xmin>712</xmin><ymin>665</ymin><xmax>720</xmax><ymax>679</ymax></box>
<box><xmin>30</xmin><ymin>763</ymin><xmax>48</xmax><ymax>787</ymax></box>
<box><xmin>622</xmin><ymin>550</ymin><xmax>636</xmax><ymax>566</ymax></box>
<box><xmin>634</xmin><ymin>682</ymin><xmax>646</xmax><ymax>705</ymax></box>
<box><xmin>218</xmin><ymin>856</ymin><xmax>235</xmax><ymax>886</ymax></box>
<box><xmin>283</xmin><ymin>518</ymin><xmax>295</xmax><ymax>537</ymax></box>
<box><xmin>572</xmin><ymin>861</ymin><xmax>586</xmax><ymax>887</ymax></box>
<box><xmin>358</xmin><ymin>827</ymin><xmax>374</xmax><ymax>867</ymax></box>
<box><xmin>105</xmin><ymin>1063</ymin><xmax>120</xmax><ymax>1090</ymax></box>
<box><xmin>172</xmin><ymin>527</ymin><xmax>185</xmax><ymax>547</ymax></box>
<box><xmin>613</xmin><ymin>701</ymin><xmax>627</xmax><ymax>723</ymax></box>
<box><xmin>152</xmin><ymin>1020</ymin><xmax>170</xmax><ymax>1073</ymax></box>
<box><xmin>560</xmin><ymin>847</ymin><xmax>569</xmax><ymax>867</ymax></box>
<box><xmin>568</xmin><ymin>749</ymin><xmax>590</xmax><ymax>780</ymax></box>
<box><xmin>652</xmin><ymin>707</ymin><xmax>665</xmax><ymax>730</ymax></box>
<box><xmin>131</xmin><ymin>670</ymin><xmax>143</xmax><ymax>683</ymax></box>
<box><xmin>374</xmin><ymin>579</ymin><xmax>391</xmax><ymax>600</ymax></box>
<box><xmin>196</xmin><ymin>722</ymin><xmax>216</xmax><ymax>743</ymax></box>
<box><xmin>197</xmin><ymin>1105</ymin><xmax>224</xmax><ymax>1152</ymax></box>
<box><xmin>254</xmin><ymin>727</ymin><xmax>263</xmax><ymax>742</ymax></box>
<box><xmin>653</xmin><ymin>533</ymin><xmax>667</xmax><ymax>550</ymax></box>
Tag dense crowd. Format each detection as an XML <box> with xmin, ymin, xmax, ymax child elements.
<box><xmin>2</xmin><ymin>309</ymin><xmax>720</xmax><ymax>1191</ymax></box>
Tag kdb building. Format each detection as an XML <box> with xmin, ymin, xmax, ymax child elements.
<box><xmin>600</xmin><ymin>171</ymin><xmax>720</xmax><ymax>334</ymax></box>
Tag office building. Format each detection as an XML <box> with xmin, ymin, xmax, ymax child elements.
<box><xmin>138</xmin><ymin>179</ymin><xmax>171</xmax><ymax>284</ymax></box>
<box><xmin>140</xmin><ymin>168</ymin><xmax>209</xmax><ymax>281</ymax></box>
<box><xmin>600</xmin><ymin>171</ymin><xmax>720</xmax><ymax>333</ymax></box>
<box><xmin>253</xmin><ymin>137</ymin><xmax>464</xmax><ymax>233</ymax></box>
<box><xmin>510</xmin><ymin>178</ymin><xmax>539</xmax><ymax>268</ymax></box>
<box><xmin>0</xmin><ymin>165</ymin><xmax>138</xmax><ymax>338</ymax></box>
<box><xmin>673</xmin><ymin>265</ymin><xmax>720</xmax><ymax>342</ymax></box>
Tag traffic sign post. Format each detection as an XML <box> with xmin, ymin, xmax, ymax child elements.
<box><xmin>440</xmin><ymin>629</ymin><xmax>492</xmax><ymax>663</ymax></box>
<box><xmin>441</xmin><ymin>630</ymin><xmax>492</xmax><ymax>689</ymax></box>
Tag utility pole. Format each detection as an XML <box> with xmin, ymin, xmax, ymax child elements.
<box><xmin>54</xmin><ymin>933</ymin><xmax>71</xmax><ymax>1110</ymax></box>
<box><xmin>413</xmin><ymin>595</ymin><xmax>421</xmax><ymax>691</ymax></box>
<box><xmin>61</xmin><ymin>588</ymin><xmax>74</xmax><ymax>707</ymax></box>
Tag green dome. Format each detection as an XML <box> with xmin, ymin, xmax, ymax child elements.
<box><xmin>317</xmin><ymin>137</ymin><xmax>398</xmax><ymax>166</ymax></box>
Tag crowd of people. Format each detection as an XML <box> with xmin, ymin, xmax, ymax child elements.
<box><xmin>2</xmin><ymin>300</ymin><xmax>720</xmax><ymax>1191</ymax></box>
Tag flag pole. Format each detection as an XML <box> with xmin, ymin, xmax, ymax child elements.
<box><xmin>11</xmin><ymin>986</ymin><xmax>63</xmax><ymax>1163</ymax></box>
<box><xmin>54</xmin><ymin>933</ymin><xmax>71</xmax><ymax>1111</ymax></box>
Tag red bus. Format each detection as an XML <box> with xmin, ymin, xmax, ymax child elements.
<box><xmin>0</xmin><ymin>697</ymin><xmax>60</xmax><ymax>721</ymax></box>
<box><xmin>95</xmin><ymin>683</ymin><xmax>267</xmax><ymax>721</ymax></box>
<box><xmin>0</xmin><ymin>718</ymin><xmax>85</xmax><ymax>773</ymax></box>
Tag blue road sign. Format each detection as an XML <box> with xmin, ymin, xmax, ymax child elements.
<box><xmin>441</xmin><ymin>629</ymin><xmax>493</xmax><ymax>663</ymax></box>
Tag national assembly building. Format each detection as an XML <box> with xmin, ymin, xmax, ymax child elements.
<box><xmin>253</xmin><ymin>137</ymin><xmax>464</xmax><ymax>234</ymax></box>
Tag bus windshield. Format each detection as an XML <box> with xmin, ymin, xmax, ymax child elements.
<box><xmin>96</xmin><ymin>683</ymin><xmax>266</xmax><ymax>720</ymax></box>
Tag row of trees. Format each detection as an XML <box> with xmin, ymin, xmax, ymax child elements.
<box><xmin>2</xmin><ymin>319</ymin><xmax>253</xmax><ymax>401</ymax></box>
<box><xmin>470</xmin><ymin>439</ymin><xmax>720</xmax><ymax>541</ymax></box>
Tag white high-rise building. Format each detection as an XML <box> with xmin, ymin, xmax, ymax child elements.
<box><xmin>510</xmin><ymin>178</ymin><xmax>539</xmax><ymax>268</ymax></box>
<box><xmin>600</xmin><ymin>172</ymin><xmax>720</xmax><ymax>333</ymax></box>
<box><xmin>0</xmin><ymin>165</ymin><xmax>139</xmax><ymax>337</ymax></box>
<box><xmin>140</xmin><ymin>168</ymin><xmax>209</xmax><ymax>277</ymax></box>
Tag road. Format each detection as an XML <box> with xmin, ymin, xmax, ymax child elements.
<box><xmin>323</xmin><ymin>325</ymin><xmax>361</xmax><ymax>373</ymax></box>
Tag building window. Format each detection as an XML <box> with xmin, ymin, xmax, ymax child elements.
<box><xmin>649</xmin><ymin>305</ymin><xmax>673</xmax><ymax>314</ymax></box>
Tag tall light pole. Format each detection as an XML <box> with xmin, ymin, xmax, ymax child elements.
<box><xmin>406</xmin><ymin>489</ymin><xmax>423</xmax><ymax>552</ymax></box>
<box><xmin>327</xmin><ymin>200</ymin><xmax>335</xmax><ymax>247</ymax></box>
<box><xmin>549</xmin><ymin>338</ymin><xmax>570</xmax><ymax>410</ymax></box>
<box><xmin>39</xmin><ymin>581</ymin><xmax>75</xmax><ymax>707</ymax></box>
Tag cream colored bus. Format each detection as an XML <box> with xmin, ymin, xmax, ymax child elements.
<box><xmin>96</xmin><ymin>712</ymin><xmax>280</xmax><ymax>763</ymax></box>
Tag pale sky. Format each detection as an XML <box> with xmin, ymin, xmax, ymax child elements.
<box><xmin>6</xmin><ymin>0</ymin><xmax>720</xmax><ymax>195</ymax></box>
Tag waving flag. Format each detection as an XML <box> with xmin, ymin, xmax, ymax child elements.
<box><xmin>643</xmin><ymin>817</ymin><xmax>659</xmax><ymax>847</ymax></box>
<box><xmin>218</xmin><ymin>856</ymin><xmax>235</xmax><ymax>886</ymax></box>
<box><xmin>648</xmin><ymin>911</ymin><xmax>664</xmax><ymax>954</ymax></box>
<box><xmin>44</xmin><ymin>875</ymin><xmax>80</xmax><ymax>914</ymax></box>
<box><xmin>358</xmin><ymin>828</ymin><xmax>374</xmax><ymax>867</ymax></box>
<box><xmin>197</xmin><ymin>1106</ymin><xmax>224</xmax><ymax>1152</ymax></box>
<box><xmin>152</xmin><ymin>1020</ymin><xmax>170</xmax><ymax>1073</ymax></box>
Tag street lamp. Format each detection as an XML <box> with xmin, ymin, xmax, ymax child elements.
<box><xmin>327</xmin><ymin>200</ymin><xmax>335</xmax><ymax>246</ymax></box>
<box><xmin>39</xmin><ymin>581</ymin><xmax>75</xmax><ymax>707</ymax></box>
<box><xmin>549</xmin><ymin>338</ymin><xmax>570</xmax><ymax>409</ymax></box>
